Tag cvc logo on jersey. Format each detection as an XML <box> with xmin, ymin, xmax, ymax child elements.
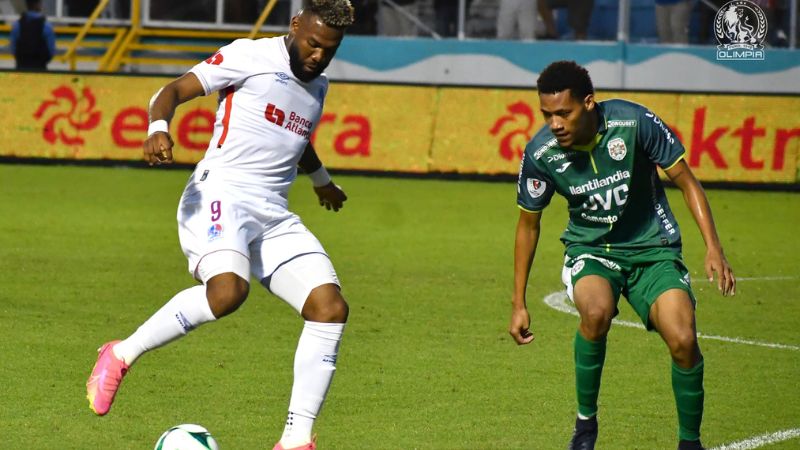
<box><xmin>714</xmin><ymin>0</ymin><xmax>767</xmax><ymax>61</ymax></box>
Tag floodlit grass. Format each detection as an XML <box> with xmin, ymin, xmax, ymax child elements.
<box><xmin>0</xmin><ymin>164</ymin><xmax>798</xmax><ymax>449</ymax></box>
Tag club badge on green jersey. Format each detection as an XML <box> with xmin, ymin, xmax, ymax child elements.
<box><xmin>607</xmin><ymin>137</ymin><xmax>627</xmax><ymax>161</ymax></box>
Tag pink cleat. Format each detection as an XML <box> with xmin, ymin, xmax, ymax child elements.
<box><xmin>86</xmin><ymin>340</ymin><xmax>129</xmax><ymax>415</ymax></box>
<box><xmin>273</xmin><ymin>437</ymin><xmax>317</xmax><ymax>450</ymax></box>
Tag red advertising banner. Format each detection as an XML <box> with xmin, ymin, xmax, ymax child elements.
<box><xmin>1</xmin><ymin>72</ymin><xmax>797</xmax><ymax>183</ymax></box>
<box><xmin>1</xmin><ymin>73</ymin><xmax>215</xmax><ymax>164</ymax></box>
<box><xmin>431</xmin><ymin>88</ymin><xmax>800</xmax><ymax>182</ymax></box>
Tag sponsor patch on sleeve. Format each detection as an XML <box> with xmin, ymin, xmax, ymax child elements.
<box><xmin>526</xmin><ymin>178</ymin><xmax>547</xmax><ymax>198</ymax></box>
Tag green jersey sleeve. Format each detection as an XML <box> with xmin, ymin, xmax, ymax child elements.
<box><xmin>516</xmin><ymin>150</ymin><xmax>555</xmax><ymax>212</ymax></box>
<box><xmin>637</xmin><ymin>107</ymin><xmax>686</xmax><ymax>169</ymax></box>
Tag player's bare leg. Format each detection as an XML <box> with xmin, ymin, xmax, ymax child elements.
<box><xmin>569</xmin><ymin>275</ymin><xmax>616</xmax><ymax>450</ymax></box>
<box><xmin>205</xmin><ymin>272</ymin><xmax>250</xmax><ymax>318</ymax></box>
<box><xmin>650</xmin><ymin>289</ymin><xmax>705</xmax><ymax>450</ymax></box>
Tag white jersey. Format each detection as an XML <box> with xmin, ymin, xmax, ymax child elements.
<box><xmin>188</xmin><ymin>36</ymin><xmax>328</xmax><ymax>204</ymax></box>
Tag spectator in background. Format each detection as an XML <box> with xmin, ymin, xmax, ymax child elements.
<box><xmin>378</xmin><ymin>0</ymin><xmax>418</xmax><ymax>36</ymax></box>
<box><xmin>655</xmin><ymin>0</ymin><xmax>692</xmax><ymax>44</ymax></box>
<box><xmin>496</xmin><ymin>0</ymin><xmax>536</xmax><ymax>40</ymax></box>
<box><xmin>349</xmin><ymin>0</ymin><xmax>378</xmax><ymax>35</ymax></box>
<box><xmin>10</xmin><ymin>0</ymin><xmax>56</xmax><ymax>70</ymax></box>
<box><xmin>760</xmin><ymin>0</ymin><xmax>790</xmax><ymax>47</ymax></box>
<box><xmin>538</xmin><ymin>0</ymin><xmax>594</xmax><ymax>40</ymax></box>
<box><xmin>697</xmin><ymin>0</ymin><xmax>725</xmax><ymax>44</ymax></box>
<box><xmin>434</xmin><ymin>0</ymin><xmax>458</xmax><ymax>37</ymax></box>
<box><xmin>436</xmin><ymin>0</ymin><xmax>473</xmax><ymax>37</ymax></box>
<box><xmin>150</xmin><ymin>0</ymin><xmax>215</xmax><ymax>22</ymax></box>
<box><xmin>65</xmin><ymin>0</ymin><xmax>94</xmax><ymax>16</ymax></box>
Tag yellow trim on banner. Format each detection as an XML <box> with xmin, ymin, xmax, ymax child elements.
<box><xmin>1</xmin><ymin>73</ymin><xmax>798</xmax><ymax>184</ymax></box>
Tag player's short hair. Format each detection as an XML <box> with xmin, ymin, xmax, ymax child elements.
<box><xmin>537</xmin><ymin>61</ymin><xmax>594</xmax><ymax>100</ymax></box>
<box><xmin>304</xmin><ymin>0</ymin><xmax>354</xmax><ymax>28</ymax></box>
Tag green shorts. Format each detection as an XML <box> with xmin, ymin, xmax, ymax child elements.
<box><xmin>561</xmin><ymin>247</ymin><xmax>696</xmax><ymax>330</ymax></box>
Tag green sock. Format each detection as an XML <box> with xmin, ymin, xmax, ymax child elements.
<box><xmin>672</xmin><ymin>359</ymin><xmax>704</xmax><ymax>441</ymax></box>
<box><xmin>574</xmin><ymin>331</ymin><xmax>607</xmax><ymax>418</ymax></box>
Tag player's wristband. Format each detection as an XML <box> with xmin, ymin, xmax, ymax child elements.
<box><xmin>308</xmin><ymin>166</ymin><xmax>332</xmax><ymax>187</ymax></box>
<box><xmin>148</xmin><ymin>120</ymin><xmax>169</xmax><ymax>136</ymax></box>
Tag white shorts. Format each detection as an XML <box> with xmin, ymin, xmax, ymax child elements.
<box><xmin>177</xmin><ymin>170</ymin><xmax>340</xmax><ymax>311</ymax></box>
<box><xmin>562</xmin><ymin>255</ymin><xmax>575</xmax><ymax>302</ymax></box>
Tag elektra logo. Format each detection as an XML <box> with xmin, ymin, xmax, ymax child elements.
<box><xmin>715</xmin><ymin>0</ymin><xmax>767</xmax><ymax>60</ymax></box>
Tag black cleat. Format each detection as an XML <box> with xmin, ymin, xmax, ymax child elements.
<box><xmin>678</xmin><ymin>439</ymin><xmax>705</xmax><ymax>450</ymax></box>
<box><xmin>567</xmin><ymin>416</ymin><xmax>598</xmax><ymax>450</ymax></box>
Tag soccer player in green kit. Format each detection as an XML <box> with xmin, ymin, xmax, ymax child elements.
<box><xmin>509</xmin><ymin>61</ymin><xmax>736</xmax><ymax>450</ymax></box>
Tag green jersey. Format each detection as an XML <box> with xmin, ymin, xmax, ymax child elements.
<box><xmin>516</xmin><ymin>99</ymin><xmax>686</xmax><ymax>252</ymax></box>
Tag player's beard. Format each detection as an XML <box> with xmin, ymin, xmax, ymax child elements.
<box><xmin>288</xmin><ymin>40</ymin><xmax>325</xmax><ymax>82</ymax></box>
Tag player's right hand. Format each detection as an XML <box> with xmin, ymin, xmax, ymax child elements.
<box><xmin>705</xmin><ymin>247</ymin><xmax>736</xmax><ymax>297</ymax></box>
<box><xmin>509</xmin><ymin>306</ymin><xmax>535</xmax><ymax>345</ymax></box>
<box><xmin>142</xmin><ymin>132</ymin><xmax>175</xmax><ymax>166</ymax></box>
<box><xmin>313</xmin><ymin>182</ymin><xmax>347</xmax><ymax>212</ymax></box>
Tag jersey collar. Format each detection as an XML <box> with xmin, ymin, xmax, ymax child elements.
<box><xmin>569</xmin><ymin>104</ymin><xmax>606</xmax><ymax>152</ymax></box>
<box><xmin>595</xmin><ymin>101</ymin><xmax>609</xmax><ymax>134</ymax></box>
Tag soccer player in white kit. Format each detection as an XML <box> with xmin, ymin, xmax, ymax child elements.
<box><xmin>86</xmin><ymin>2</ymin><xmax>354</xmax><ymax>449</ymax></box>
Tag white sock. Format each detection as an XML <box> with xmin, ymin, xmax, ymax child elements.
<box><xmin>113</xmin><ymin>285</ymin><xmax>216</xmax><ymax>365</ymax></box>
<box><xmin>280</xmin><ymin>321</ymin><xmax>345</xmax><ymax>448</ymax></box>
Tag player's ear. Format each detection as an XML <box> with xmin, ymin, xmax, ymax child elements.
<box><xmin>583</xmin><ymin>94</ymin><xmax>595</xmax><ymax>111</ymax></box>
<box><xmin>289</xmin><ymin>13</ymin><xmax>301</xmax><ymax>35</ymax></box>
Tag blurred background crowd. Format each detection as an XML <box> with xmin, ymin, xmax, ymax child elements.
<box><xmin>1</xmin><ymin>0</ymin><xmax>796</xmax><ymax>46</ymax></box>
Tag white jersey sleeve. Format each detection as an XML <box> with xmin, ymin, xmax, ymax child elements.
<box><xmin>190</xmin><ymin>39</ymin><xmax>258</xmax><ymax>95</ymax></box>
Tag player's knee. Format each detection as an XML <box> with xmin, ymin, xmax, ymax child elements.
<box><xmin>302</xmin><ymin>285</ymin><xmax>348</xmax><ymax>323</ymax></box>
<box><xmin>317</xmin><ymin>296</ymin><xmax>348</xmax><ymax>323</ymax></box>
<box><xmin>580</xmin><ymin>305</ymin><xmax>613</xmax><ymax>338</ymax></box>
<box><xmin>667</xmin><ymin>330</ymin><xmax>697</xmax><ymax>355</ymax></box>
<box><xmin>667</xmin><ymin>330</ymin><xmax>699</xmax><ymax>363</ymax></box>
<box><xmin>206</xmin><ymin>273</ymin><xmax>250</xmax><ymax>318</ymax></box>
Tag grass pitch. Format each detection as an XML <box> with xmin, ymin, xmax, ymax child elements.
<box><xmin>0</xmin><ymin>164</ymin><xmax>798</xmax><ymax>449</ymax></box>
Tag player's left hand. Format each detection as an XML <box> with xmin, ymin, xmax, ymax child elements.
<box><xmin>705</xmin><ymin>247</ymin><xmax>735</xmax><ymax>296</ymax></box>
<box><xmin>509</xmin><ymin>306</ymin><xmax>535</xmax><ymax>345</ymax></box>
<box><xmin>313</xmin><ymin>182</ymin><xmax>347</xmax><ymax>212</ymax></box>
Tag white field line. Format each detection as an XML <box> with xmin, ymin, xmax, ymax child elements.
<box><xmin>734</xmin><ymin>276</ymin><xmax>798</xmax><ymax>281</ymax></box>
<box><xmin>543</xmin><ymin>291</ymin><xmax>800</xmax><ymax>351</ymax></box>
<box><xmin>710</xmin><ymin>428</ymin><xmax>800</xmax><ymax>450</ymax></box>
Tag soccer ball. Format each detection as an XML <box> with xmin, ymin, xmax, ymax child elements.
<box><xmin>154</xmin><ymin>424</ymin><xmax>220</xmax><ymax>450</ymax></box>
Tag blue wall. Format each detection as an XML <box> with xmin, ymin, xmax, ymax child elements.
<box><xmin>327</xmin><ymin>36</ymin><xmax>800</xmax><ymax>93</ymax></box>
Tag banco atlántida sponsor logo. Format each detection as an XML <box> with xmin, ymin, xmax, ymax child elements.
<box><xmin>265</xmin><ymin>103</ymin><xmax>314</xmax><ymax>138</ymax></box>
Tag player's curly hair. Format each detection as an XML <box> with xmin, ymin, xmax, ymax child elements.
<box><xmin>536</xmin><ymin>61</ymin><xmax>594</xmax><ymax>100</ymax></box>
<box><xmin>305</xmin><ymin>0</ymin><xmax>354</xmax><ymax>28</ymax></box>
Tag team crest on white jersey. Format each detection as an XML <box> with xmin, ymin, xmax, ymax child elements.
<box><xmin>607</xmin><ymin>137</ymin><xmax>627</xmax><ymax>161</ymax></box>
<box><xmin>526</xmin><ymin>178</ymin><xmax>547</xmax><ymax>198</ymax></box>
<box><xmin>208</xmin><ymin>223</ymin><xmax>223</xmax><ymax>241</ymax></box>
